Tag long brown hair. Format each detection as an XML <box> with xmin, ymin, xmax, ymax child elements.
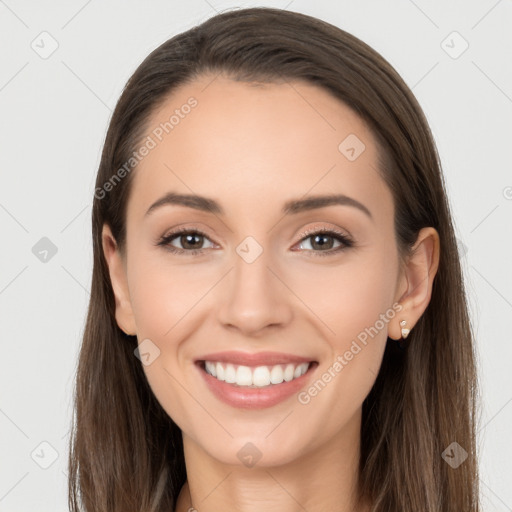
<box><xmin>68</xmin><ymin>7</ymin><xmax>481</xmax><ymax>511</ymax></box>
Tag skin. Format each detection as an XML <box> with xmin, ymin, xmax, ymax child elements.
<box><xmin>102</xmin><ymin>74</ymin><xmax>440</xmax><ymax>512</ymax></box>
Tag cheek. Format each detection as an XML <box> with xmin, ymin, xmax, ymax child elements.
<box><xmin>289</xmin><ymin>250</ymin><xmax>397</xmax><ymax>404</ymax></box>
<box><xmin>128</xmin><ymin>250</ymin><xmax>208</xmax><ymax>340</ymax></box>
<box><xmin>128</xmin><ymin>243</ymin><xmax>397</xmax><ymax>420</ymax></box>
<box><xmin>289</xmin><ymin>248</ymin><xmax>398</xmax><ymax>342</ymax></box>
<box><xmin>129</xmin><ymin>242</ymin><xmax>398</xmax><ymax>366</ymax></box>
<box><xmin>127</xmin><ymin>253</ymin><xmax>207</xmax><ymax>429</ymax></box>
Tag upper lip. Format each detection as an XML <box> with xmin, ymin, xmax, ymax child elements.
<box><xmin>195</xmin><ymin>350</ymin><xmax>317</xmax><ymax>367</ymax></box>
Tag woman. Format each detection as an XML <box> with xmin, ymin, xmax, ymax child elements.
<box><xmin>68</xmin><ymin>7</ymin><xmax>480</xmax><ymax>511</ymax></box>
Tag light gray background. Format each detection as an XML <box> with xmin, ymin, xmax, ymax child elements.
<box><xmin>1</xmin><ymin>1</ymin><xmax>511</xmax><ymax>510</ymax></box>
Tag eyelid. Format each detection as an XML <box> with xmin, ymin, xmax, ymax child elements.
<box><xmin>156</xmin><ymin>223</ymin><xmax>354</xmax><ymax>256</ymax></box>
<box><xmin>160</xmin><ymin>222</ymin><xmax>215</xmax><ymax>238</ymax></box>
<box><xmin>294</xmin><ymin>224</ymin><xmax>351</xmax><ymax>243</ymax></box>
<box><xmin>158</xmin><ymin>224</ymin><xmax>350</xmax><ymax>244</ymax></box>
<box><xmin>158</xmin><ymin>226</ymin><xmax>217</xmax><ymax>249</ymax></box>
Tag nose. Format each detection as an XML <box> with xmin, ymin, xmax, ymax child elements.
<box><xmin>216</xmin><ymin>246</ymin><xmax>293</xmax><ymax>336</ymax></box>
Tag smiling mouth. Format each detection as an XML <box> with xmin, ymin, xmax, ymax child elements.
<box><xmin>196</xmin><ymin>359</ymin><xmax>319</xmax><ymax>388</ymax></box>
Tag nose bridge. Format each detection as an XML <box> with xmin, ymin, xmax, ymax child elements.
<box><xmin>216</xmin><ymin>235</ymin><xmax>292</xmax><ymax>334</ymax></box>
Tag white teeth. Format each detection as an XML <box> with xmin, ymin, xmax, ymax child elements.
<box><xmin>283</xmin><ymin>364</ymin><xmax>295</xmax><ymax>382</ymax></box>
<box><xmin>224</xmin><ymin>363</ymin><xmax>236</xmax><ymax>383</ymax></box>
<box><xmin>205</xmin><ymin>361</ymin><xmax>217</xmax><ymax>377</ymax></box>
<box><xmin>215</xmin><ymin>362</ymin><xmax>224</xmax><ymax>381</ymax></box>
<box><xmin>203</xmin><ymin>361</ymin><xmax>311</xmax><ymax>388</ymax></box>
<box><xmin>236</xmin><ymin>365</ymin><xmax>253</xmax><ymax>386</ymax></box>
<box><xmin>270</xmin><ymin>365</ymin><xmax>284</xmax><ymax>384</ymax></box>
<box><xmin>252</xmin><ymin>366</ymin><xmax>270</xmax><ymax>386</ymax></box>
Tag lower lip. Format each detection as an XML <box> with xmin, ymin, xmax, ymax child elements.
<box><xmin>195</xmin><ymin>361</ymin><xmax>318</xmax><ymax>410</ymax></box>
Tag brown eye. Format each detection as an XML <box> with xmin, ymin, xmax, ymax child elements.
<box><xmin>158</xmin><ymin>229</ymin><xmax>215</xmax><ymax>255</ymax></box>
<box><xmin>178</xmin><ymin>232</ymin><xmax>205</xmax><ymax>250</ymax></box>
<box><xmin>157</xmin><ymin>227</ymin><xmax>353</xmax><ymax>257</ymax></box>
<box><xmin>295</xmin><ymin>229</ymin><xmax>354</xmax><ymax>257</ymax></box>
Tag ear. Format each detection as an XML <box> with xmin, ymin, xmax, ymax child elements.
<box><xmin>389</xmin><ymin>227</ymin><xmax>440</xmax><ymax>340</ymax></box>
<box><xmin>101</xmin><ymin>223</ymin><xmax>137</xmax><ymax>336</ymax></box>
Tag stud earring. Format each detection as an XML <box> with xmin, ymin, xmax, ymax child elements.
<box><xmin>400</xmin><ymin>320</ymin><xmax>410</xmax><ymax>339</ymax></box>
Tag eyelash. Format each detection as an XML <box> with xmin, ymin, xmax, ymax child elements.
<box><xmin>156</xmin><ymin>226</ymin><xmax>354</xmax><ymax>257</ymax></box>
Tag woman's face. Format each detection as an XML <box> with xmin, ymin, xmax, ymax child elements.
<box><xmin>105</xmin><ymin>74</ymin><xmax>408</xmax><ymax>466</ymax></box>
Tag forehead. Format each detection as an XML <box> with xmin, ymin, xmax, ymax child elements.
<box><xmin>126</xmin><ymin>74</ymin><xmax>393</xmax><ymax>225</ymax></box>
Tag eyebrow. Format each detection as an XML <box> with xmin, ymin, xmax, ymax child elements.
<box><xmin>144</xmin><ymin>192</ymin><xmax>373</xmax><ymax>220</ymax></box>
